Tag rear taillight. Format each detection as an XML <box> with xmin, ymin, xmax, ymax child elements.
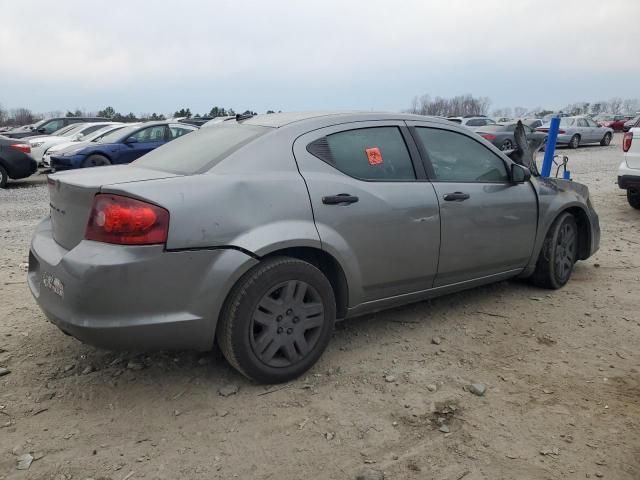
<box><xmin>85</xmin><ymin>194</ymin><xmax>169</xmax><ymax>245</ymax></box>
<box><xmin>623</xmin><ymin>132</ymin><xmax>633</xmax><ymax>152</ymax></box>
<box><xmin>557</xmin><ymin>129</ymin><xmax>566</xmax><ymax>134</ymax></box>
<box><xmin>481</xmin><ymin>133</ymin><xmax>496</xmax><ymax>141</ymax></box>
<box><xmin>10</xmin><ymin>143</ymin><xmax>31</xmax><ymax>154</ymax></box>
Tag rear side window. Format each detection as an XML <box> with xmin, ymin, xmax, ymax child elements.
<box><xmin>307</xmin><ymin>127</ymin><xmax>415</xmax><ymax>181</ymax></box>
<box><xmin>466</xmin><ymin>119</ymin><xmax>483</xmax><ymax>126</ymax></box>
<box><xmin>415</xmin><ymin>127</ymin><xmax>509</xmax><ymax>183</ymax></box>
<box><xmin>134</xmin><ymin>124</ymin><xmax>269</xmax><ymax>174</ymax></box>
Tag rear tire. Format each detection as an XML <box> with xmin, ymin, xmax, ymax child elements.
<box><xmin>82</xmin><ymin>155</ymin><xmax>111</xmax><ymax>168</ymax></box>
<box><xmin>0</xmin><ymin>165</ymin><xmax>7</xmax><ymax>188</ymax></box>
<box><xmin>217</xmin><ymin>257</ymin><xmax>336</xmax><ymax>384</ymax></box>
<box><xmin>568</xmin><ymin>135</ymin><xmax>580</xmax><ymax>149</ymax></box>
<box><xmin>530</xmin><ymin>213</ymin><xmax>578</xmax><ymax>289</ymax></box>
<box><xmin>600</xmin><ymin>133</ymin><xmax>612</xmax><ymax>146</ymax></box>
<box><xmin>628</xmin><ymin>190</ymin><xmax>640</xmax><ymax>209</ymax></box>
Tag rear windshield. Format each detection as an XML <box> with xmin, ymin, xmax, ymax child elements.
<box><xmin>134</xmin><ymin>123</ymin><xmax>269</xmax><ymax>174</ymax></box>
<box><xmin>447</xmin><ymin>118</ymin><xmax>462</xmax><ymax>124</ymax></box>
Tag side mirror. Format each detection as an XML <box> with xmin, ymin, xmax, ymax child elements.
<box><xmin>511</xmin><ymin>163</ymin><xmax>531</xmax><ymax>183</ymax></box>
<box><xmin>74</xmin><ymin>133</ymin><xmax>84</xmax><ymax>141</ymax></box>
<box><xmin>37</xmin><ymin>128</ymin><xmax>46</xmax><ymax>134</ymax></box>
<box><xmin>125</xmin><ymin>137</ymin><xmax>138</xmax><ymax>145</ymax></box>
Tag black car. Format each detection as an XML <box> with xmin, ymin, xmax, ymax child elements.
<box><xmin>3</xmin><ymin>117</ymin><xmax>110</xmax><ymax>139</ymax></box>
<box><xmin>0</xmin><ymin>137</ymin><xmax>38</xmax><ymax>187</ymax></box>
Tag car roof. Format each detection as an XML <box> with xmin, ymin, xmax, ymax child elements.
<box><xmin>241</xmin><ymin>111</ymin><xmax>453</xmax><ymax>128</ymax></box>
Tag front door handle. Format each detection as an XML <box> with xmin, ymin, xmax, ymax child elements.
<box><xmin>443</xmin><ymin>192</ymin><xmax>470</xmax><ymax>201</ymax></box>
<box><xmin>322</xmin><ymin>193</ymin><xmax>359</xmax><ymax>205</ymax></box>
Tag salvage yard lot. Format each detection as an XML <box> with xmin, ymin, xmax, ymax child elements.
<box><xmin>1</xmin><ymin>136</ymin><xmax>639</xmax><ymax>479</ymax></box>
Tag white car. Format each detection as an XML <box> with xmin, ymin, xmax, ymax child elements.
<box><xmin>29</xmin><ymin>122</ymin><xmax>121</xmax><ymax>163</ymax></box>
<box><xmin>41</xmin><ymin>123</ymin><xmax>132</xmax><ymax>168</ymax></box>
<box><xmin>446</xmin><ymin>116</ymin><xmax>497</xmax><ymax>131</ymax></box>
<box><xmin>619</xmin><ymin>127</ymin><xmax>640</xmax><ymax>208</ymax></box>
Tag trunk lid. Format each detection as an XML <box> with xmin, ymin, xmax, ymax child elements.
<box><xmin>48</xmin><ymin>165</ymin><xmax>178</xmax><ymax>250</ymax></box>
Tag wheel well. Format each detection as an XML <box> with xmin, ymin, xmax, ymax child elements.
<box><xmin>263</xmin><ymin>247</ymin><xmax>349</xmax><ymax>319</ymax></box>
<box><xmin>563</xmin><ymin>206</ymin><xmax>591</xmax><ymax>260</ymax></box>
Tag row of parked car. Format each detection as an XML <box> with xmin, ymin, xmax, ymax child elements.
<box><xmin>0</xmin><ymin>117</ymin><xmax>210</xmax><ymax>187</ymax></box>
<box><xmin>2</xmin><ymin>111</ymin><xmax>638</xmax><ymax>189</ymax></box>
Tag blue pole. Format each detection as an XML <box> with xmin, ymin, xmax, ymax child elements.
<box><xmin>541</xmin><ymin>116</ymin><xmax>560</xmax><ymax>177</ymax></box>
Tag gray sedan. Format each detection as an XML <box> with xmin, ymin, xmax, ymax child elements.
<box><xmin>476</xmin><ymin>122</ymin><xmax>547</xmax><ymax>151</ymax></box>
<box><xmin>537</xmin><ymin>116</ymin><xmax>613</xmax><ymax>148</ymax></box>
<box><xmin>29</xmin><ymin>112</ymin><xmax>600</xmax><ymax>383</ymax></box>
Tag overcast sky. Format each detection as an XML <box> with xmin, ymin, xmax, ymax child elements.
<box><xmin>1</xmin><ymin>0</ymin><xmax>638</xmax><ymax>116</ymax></box>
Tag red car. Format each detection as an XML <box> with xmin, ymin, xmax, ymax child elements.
<box><xmin>594</xmin><ymin>114</ymin><xmax>633</xmax><ymax>131</ymax></box>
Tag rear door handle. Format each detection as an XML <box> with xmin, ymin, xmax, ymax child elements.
<box><xmin>443</xmin><ymin>192</ymin><xmax>470</xmax><ymax>202</ymax></box>
<box><xmin>322</xmin><ymin>193</ymin><xmax>359</xmax><ymax>205</ymax></box>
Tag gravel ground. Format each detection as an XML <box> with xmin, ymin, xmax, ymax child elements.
<box><xmin>1</xmin><ymin>136</ymin><xmax>639</xmax><ymax>479</ymax></box>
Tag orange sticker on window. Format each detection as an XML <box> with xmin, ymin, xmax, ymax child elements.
<box><xmin>366</xmin><ymin>147</ymin><xmax>383</xmax><ymax>166</ymax></box>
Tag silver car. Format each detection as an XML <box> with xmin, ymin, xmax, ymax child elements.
<box><xmin>537</xmin><ymin>116</ymin><xmax>613</xmax><ymax>149</ymax></box>
<box><xmin>29</xmin><ymin>112</ymin><xmax>600</xmax><ymax>383</ymax></box>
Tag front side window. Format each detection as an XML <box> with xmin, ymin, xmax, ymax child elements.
<box><xmin>307</xmin><ymin>127</ymin><xmax>415</xmax><ymax>181</ymax></box>
<box><xmin>128</xmin><ymin>125</ymin><xmax>167</xmax><ymax>143</ymax></box>
<box><xmin>466</xmin><ymin>119</ymin><xmax>483</xmax><ymax>126</ymax></box>
<box><xmin>415</xmin><ymin>127</ymin><xmax>509</xmax><ymax>183</ymax></box>
<box><xmin>577</xmin><ymin>119</ymin><xmax>588</xmax><ymax>127</ymax></box>
<box><xmin>586</xmin><ymin>118</ymin><xmax>598</xmax><ymax>127</ymax></box>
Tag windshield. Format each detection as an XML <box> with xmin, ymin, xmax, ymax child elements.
<box><xmin>96</xmin><ymin>125</ymin><xmax>139</xmax><ymax>143</ymax></box>
<box><xmin>51</xmin><ymin>125</ymin><xmax>79</xmax><ymax>136</ymax></box>
<box><xmin>60</xmin><ymin>124</ymin><xmax>88</xmax><ymax>136</ymax></box>
<box><xmin>89</xmin><ymin>125</ymin><xmax>125</xmax><ymax>142</ymax></box>
<box><xmin>134</xmin><ymin>123</ymin><xmax>269</xmax><ymax>174</ymax></box>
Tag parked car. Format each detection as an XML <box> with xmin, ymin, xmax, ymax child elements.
<box><xmin>476</xmin><ymin>122</ymin><xmax>547</xmax><ymax>151</ymax></box>
<box><xmin>3</xmin><ymin>117</ymin><xmax>110</xmax><ymax>139</ymax></box>
<box><xmin>619</xmin><ymin>127</ymin><xmax>640</xmax><ymax>208</ymax></box>
<box><xmin>0</xmin><ymin>137</ymin><xmax>38</xmax><ymax>188</ymax></box>
<box><xmin>29</xmin><ymin>122</ymin><xmax>122</xmax><ymax>163</ymax></box>
<box><xmin>29</xmin><ymin>112</ymin><xmax>600</xmax><ymax>383</ymax></box>
<box><xmin>49</xmin><ymin>122</ymin><xmax>197</xmax><ymax>170</ymax></box>
<box><xmin>593</xmin><ymin>113</ymin><xmax>632</xmax><ymax>131</ymax></box>
<box><xmin>42</xmin><ymin>124</ymin><xmax>131</xmax><ymax>168</ymax></box>
<box><xmin>446</xmin><ymin>116</ymin><xmax>496</xmax><ymax>131</ymax></box>
<box><xmin>522</xmin><ymin>118</ymin><xmax>544</xmax><ymax>129</ymax></box>
<box><xmin>623</xmin><ymin>115</ymin><xmax>640</xmax><ymax>132</ymax></box>
<box><xmin>536</xmin><ymin>116</ymin><xmax>613</xmax><ymax>148</ymax></box>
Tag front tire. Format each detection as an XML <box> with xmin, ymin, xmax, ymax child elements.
<box><xmin>0</xmin><ymin>165</ymin><xmax>7</xmax><ymax>188</ymax></box>
<box><xmin>81</xmin><ymin>155</ymin><xmax>111</xmax><ymax>168</ymax></box>
<box><xmin>217</xmin><ymin>257</ymin><xmax>336</xmax><ymax>384</ymax></box>
<box><xmin>600</xmin><ymin>133</ymin><xmax>612</xmax><ymax>146</ymax></box>
<box><xmin>530</xmin><ymin>213</ymin><xmax>578</xmax><ymax>289</ymax></box>
<box><xmin>628</xmin><ymin>190</ymin><xmax>640</xmax><ymax>209</ymax></box>
<box><xmin>568</xmin><ymin>135</ymin><xmax>580</xmax><ymax>149</ymax></box>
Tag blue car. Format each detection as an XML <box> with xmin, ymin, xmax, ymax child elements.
<box><xmin>49</xmin><ymin>122</ymin><xmax>197</xmax><ymax>170</ymax></box>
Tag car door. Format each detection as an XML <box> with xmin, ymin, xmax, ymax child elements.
<box><xmin>119</xmin><ymin>125</ymin><xmax>169</xmax><ymax>164</ymax></box>
<box><xmin>407</xmin><ymin>122</ymin><xmax>538</xmax><ymax>287</ymax></box>
<box><xmin>575</xmin><ymin>118</ymin><xmax>592</xmax><ymax>142</ymax></box>
<box><xmin>293</xmin><ymin>122</ymin><xmax>441</xmax><ymax>305</ymax></box>
<box><xmin>585</xmin><ymin>117</ymin><xmax>602</xmax><ymax>141</ymax></box>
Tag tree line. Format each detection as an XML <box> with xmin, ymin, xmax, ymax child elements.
<box><xmin>408</xmin><ymin>94</ymin><xmax>492</xmax><ymax>117</ymax></box>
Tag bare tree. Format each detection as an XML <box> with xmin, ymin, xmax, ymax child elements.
<box><xmin>608</xmin><ymin>97</ymin><xmax>623</xmax><ymax>114</ymax></box>
<box><xmin>622</xmin><ymin>98</ymin><xmax>640</xmax><ymax>114</ymax></box>
<box><xmin>0</xmin><ymin>103</ymin><xmax>7</xmax><ymax>125</ymax></box>
<box><xmin>513</xmin><ymin>106</ymin><xmax>527</xmax><ymax>118</ymax></box>
<box><xmin>407</xmin><ymin>93</ymin><xmax>491</xmax><ymax>117</ymax></box>
<box><xmin>11</xmin><ymin>108</ymin><xmax>36</xmax><ymax>125</ymax></box>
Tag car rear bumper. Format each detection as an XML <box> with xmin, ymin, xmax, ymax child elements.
<box><xmin>28</xmin><ymin>218</ymin><xmax>258</xmax><ymax>351</ymax></box>
<box><xmin>7</xmin><ymin>156</ymin><xmax>38</xmax><ymax>179</ymax></box>
<box><xmin>618</xmin><ymin>161</ymin><xmax>640</xmax><ymax>191</ymax></box>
